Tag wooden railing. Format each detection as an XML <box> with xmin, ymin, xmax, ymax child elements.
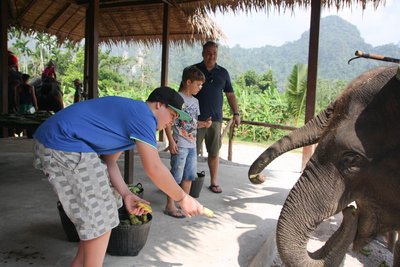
<box><xmin>221</xmin><ymin>117</ymin><xmax>297</xmax><ymax>161</ymax></box>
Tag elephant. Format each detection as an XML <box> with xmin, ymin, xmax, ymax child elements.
<box><xmin>32</xmin><ymin>77</ymin><xmax>64</xmax><ymax>112</ymax></box>
<box><xmin>248</xmin><ymin>65</ymin><xmax>400</xmax><ymax>266</ymax></box>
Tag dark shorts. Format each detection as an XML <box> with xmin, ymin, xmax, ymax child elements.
<box><xmin>196</xmin><ymin>121</ymin><xmax>222</xmax><ymax>157</ymax></box>
<box><xmin>33</xmin><ymin>140</ymin><xmax>122</xmax><ymax>240</ymax></box>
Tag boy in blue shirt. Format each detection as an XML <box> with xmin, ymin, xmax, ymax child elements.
<box><xmin>33</xmin><ymin>86</ymin><xmax>204</xmax><ymax>267</ymax></box>
<box><xmin>164</xmin><ymin>66</ymin><xmax>212</xmax><ymax>218</ymax></box>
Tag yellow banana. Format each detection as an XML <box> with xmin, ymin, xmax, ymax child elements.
<box><xmin>203</xmin><ymin>207</ymin><xmax>214</xmax><ymax>218</ymax></box>
<box><xmin>136</xmin><ymin>202</ymin><xmax>152</xmax><ymax>213</ymax></box>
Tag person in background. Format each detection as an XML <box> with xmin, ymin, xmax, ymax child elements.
<box><xmin>164</xmin><ymin>66</ymin><xmax>212</xmax><ymax>218</ymax></box>
<box><xmin>7</xmin><ymin>62</ymin><xmax>22</xmax><ymax>113</ymax></box>
<box><xmin>194</xmin><ymin>40</ymin><xmax>240</xmax><ymax>194</ymax></box>
<box><xmin>73</xmin><ymin>79</ymin><xmax>86</xmax><ymax>103</ymax></box>
<box><xmin>42</xmin><ymin>60</ymin><xmax>57</xmax><ymax>81</ymax></box>
<box><xmin>15</xmin><ymin>73</ymin><xmax>38</xmax><ymax>114</ymax></box>
<box><xmin>8</xmin><ymin>50</ymin><xmax>19</xmax><ymax>72</ymax></box>
<box><xmin>33</xmin><ymin>86</ymin><xmax>205</xmax><ymax>267</ymax></box>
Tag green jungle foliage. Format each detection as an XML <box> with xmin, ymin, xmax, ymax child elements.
<box><xmin>7</xmin><ymin>15</ymin><xmax>399</xmax><ymax>143</ymax></box>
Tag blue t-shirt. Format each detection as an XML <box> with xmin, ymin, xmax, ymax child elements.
<box><xmin>194</xmin><ymin>62</ymin><xmax>234</xmax><ymax>122</ymax></box>
<box><xmin>33</xmin><ymin>96</ymin><xmax>157</xmax><ymax>154</ymax></box>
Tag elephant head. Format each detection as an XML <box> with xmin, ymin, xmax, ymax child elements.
<box><xmin>248</xmin><ymin>65</ymin><xmax>400</xmax><ymax>266</ymax></box>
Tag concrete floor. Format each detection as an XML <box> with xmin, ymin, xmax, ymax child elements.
<box><xmin>0</xmin><ymin>137</ymin><xmax>301</xmax><ymax>267</ymax></box>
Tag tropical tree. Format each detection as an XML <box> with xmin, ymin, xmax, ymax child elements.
<box><xmin>259</xmin><ymin>69</ymin><xmax>277</xmax><ymax>92</ymax></box>
<box><xmin>241</xmin><ymin>70</ymin><xmax>258</xmax><ymax>87</ymax></box>
<box><xmin>12</xmin><ymin>31</ymin><xmax>34</xmax><ymax>74</ymax></box>
<box><xmin>285</xmin><ymin>64</ymin><xmax>308</xmax><ymax>127</ymax></box>
<box><xmin>13</xmin><ymin>39</ymin><xmax>31</xmax><ymax>73</ymax></box>
<box><xmin>32</xmin><ymin>33</ymin><xmax>59</xmax><ymax>73</ymax></box>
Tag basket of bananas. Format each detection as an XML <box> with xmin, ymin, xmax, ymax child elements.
<box><xmin>107</xmin><ymin>202</ymin><xmax>153</xmax><ymax>256</ymax></box>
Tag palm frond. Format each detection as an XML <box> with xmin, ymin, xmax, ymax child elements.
<box><xmin>285</xmin><ymin>64</ymin><xmax>308</xmax><ymax>126</ymax></box>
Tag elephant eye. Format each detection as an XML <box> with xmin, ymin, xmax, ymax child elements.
<box><xmin>339</xmin><ymin>152</ymin><xmax>368</xmax><ymax>177</ymax></box>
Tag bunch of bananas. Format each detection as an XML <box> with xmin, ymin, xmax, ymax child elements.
<box><xmin>129</xmin><ymin>213</ymin><xmax>150</xmax><ymax>225</ymax></box>
<box><xmin>128</xmin><ymin>202</ymin><xmax>152</xmax><ymax>225</ymax></box>
<box><xmin>136</xmin><ymin>202</ymin><xmax>152</xmax><ymax>213</ymax></box>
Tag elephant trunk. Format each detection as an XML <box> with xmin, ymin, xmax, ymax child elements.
<box><xmin>248</xmin><ymin>105</ymin><xmax>334</xmax><ymax>184</ymax></box>
<box><xmin>276</xmin><ymin>159</ymin><xmax>358</xmax><ymax>267</ymax></box>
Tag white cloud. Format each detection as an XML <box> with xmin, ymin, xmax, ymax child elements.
<box><xmin>211</xmin><ymin>0</ymin><xmax>399</xmax><ymax>48</ymax></box>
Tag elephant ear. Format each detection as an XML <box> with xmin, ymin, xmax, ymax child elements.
<box><xmin>338</xmin><ymin>152</ymin><xmax>369</xmax><ymax>178</ymax></box>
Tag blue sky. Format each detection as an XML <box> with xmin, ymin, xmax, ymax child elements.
<box><xmin>211</xmin><ymin>0</ymin><xmax>399</xmax><ymax>48</ymax></box>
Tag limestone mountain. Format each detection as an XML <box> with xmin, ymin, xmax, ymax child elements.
<box><xmin>111</xmin><ymin>15</ymin><xmax>400</xmax><ymax>89</ymax></box>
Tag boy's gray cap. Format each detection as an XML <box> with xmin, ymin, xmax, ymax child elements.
<box><xmin>147</xmin><ymin>86</ymin><xmax>191</xmax><ymax>121</ymax></box>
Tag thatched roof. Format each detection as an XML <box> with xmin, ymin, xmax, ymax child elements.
<box><xmin>8</xmin><ymin>0</ymin><xmax>385</xmax><ymax>45</ymax></box>
<box><xmin>184</xmin><ymin>0</ymin><xmax>385</xmax><ymax>14</ymax></box>
<box><xmin>7</xmin><ymin>0</ymin><xmax>226</xmax><ymax>45</ymax></box>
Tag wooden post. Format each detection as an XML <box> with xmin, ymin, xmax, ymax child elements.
<box><xmin>0</xmin><ymin>0</ymin><xmax>8</xmax><ymax>137</ymax></box>
<box><xmin>124</xmin><ymin>148</ymin><xmax>135</xmax><ymax>184</ymax></box>
<box><xmin>86</xmin><ymin>0</ymin><xmax>99</xmax><ymax>99</ymax></box>
<box><xmin>158</xmin><ymin>3</ymin><xmax>171</xmax><ymax>143</ymax></box>
<box><xmin>302</xmin><ymin>0</ymin><xmax>321</xmax><ymax>170</ymax></box>
<box><xmin>160</xmin><ymin>3</ymin><xmax>170</xmax><ymax>87</ymax></box>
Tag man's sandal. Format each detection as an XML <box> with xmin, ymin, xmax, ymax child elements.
<box><xmin>163</xmin><ymin>209</ymin><xmax>186</xmax><ymax>219</ymax></box>
<box><xmin>208</xmin><ymin>185</ymin><xmax>222</xmax><ymax>193</ymax></box>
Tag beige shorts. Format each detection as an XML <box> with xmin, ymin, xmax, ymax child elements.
<box><xmin>33</xmin><ymin>140</ymin><xmax>122</xmax><ymax>240</ymax></box>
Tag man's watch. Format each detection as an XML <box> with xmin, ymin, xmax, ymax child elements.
<box><xmin>233</xmin><ymin>112</ymin><xmax>240</xmax><ymax>116</ymax></box>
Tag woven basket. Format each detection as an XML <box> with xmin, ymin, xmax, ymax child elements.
<box><xmin>107</xmin><ymin>213</ymin><xmax>152</xmax><ymax>256</ymax></box>
<box><xmin>57</xmin><ymin>201</ymin><xmax>80</xmax><ymax>242</ymax></box>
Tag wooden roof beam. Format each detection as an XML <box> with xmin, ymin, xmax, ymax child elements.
<box><xmin>67</xmin><ymin>16</ymin><xmax>84</xmax><ymax>39</ymax></box>
<box><xmin>46</xmin><ymin>2</ymin><xmax>71</xmax><ymax>29</ymax></box>
<box><xmin>146</xmin><ymin>9</ymin><xmax>158</xmax><ymax>32</ymax></box>
<box><xmin>131</xmin><ymin>12</ymin><xmax>146</xmax><ymax>35</ymax></box>
<box><xmin>56</xmin><ymin>5</ymin><xmax>80</xmax><ymax>34</ymax></box>
<box><xmin>161</xmin><ymin>0</ymin><xmax>178</xmax><ymax>8</ymax></box>
<box><xmin>100</xmin><ymin>14</ymin><xmax>112</xmax><ymax>38</ymax></box>
<box><xmin>16</xmin><ymin>0</ymin><xmax>37</xmax><ymax>21</ymax></box>
<box><xmin>102</xmin><ymin>1</ymin><xmax>162</xmax><ymax>9</ymax></box>
<box><xmin>32</xmin><ymin>1</ymin><xmax>54</xmax><ymax>27</ymax></box>
<box><xmin>106</xmin><ymin>13</ymin><xmax>124</xmax><ymax>37</ymax></box>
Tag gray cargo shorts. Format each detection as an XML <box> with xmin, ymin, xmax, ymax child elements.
<box><xmin>33</xmin><ymin>140</ymin><xmax>122</xmax><ymax>240</ymax></box>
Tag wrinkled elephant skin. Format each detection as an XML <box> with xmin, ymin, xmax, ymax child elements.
<box><xmin>248</xmin><ymin>65</ymin><xmax>400</xmax><ymax>267</ymax></box>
